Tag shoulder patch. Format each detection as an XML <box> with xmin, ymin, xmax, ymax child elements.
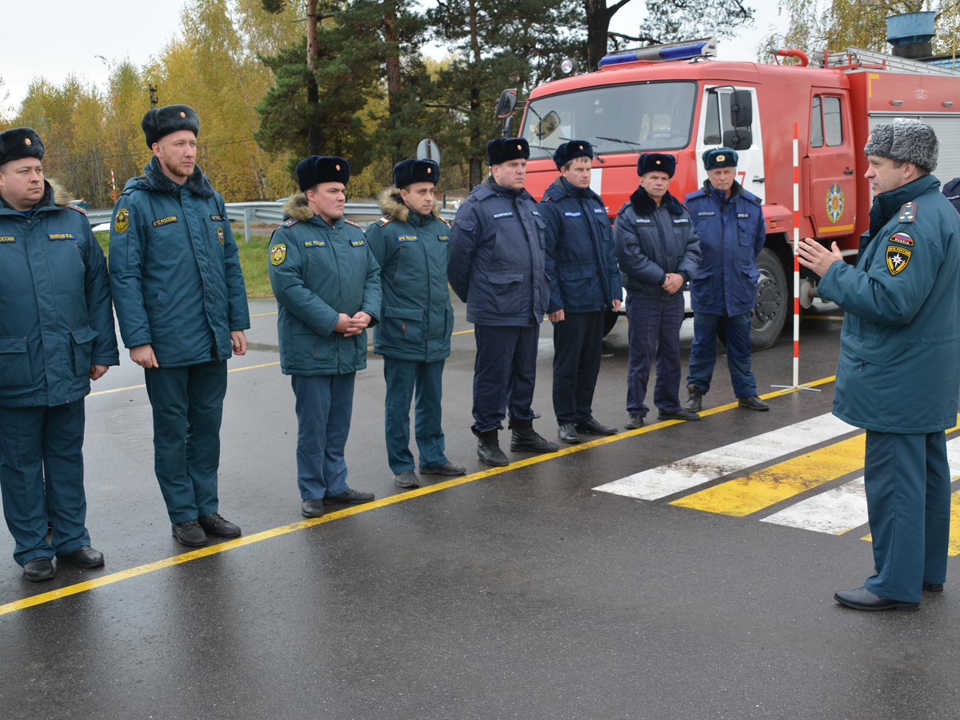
<box><xmin>377</xmin><ymin>216</ymin><xmax>395</xmax><ymax>226</ymax></box>
<box><xmin>886</xmin><ymin>245</ymin><xmax>912</xmax><ymax>275</ymax></box>
<box><xmin>889</xmin><ymin>232</ymin><xmax>913</xmax><ymax>247</ymax></box>
<box><xmin>66</xmin><ymin>205</ymin><xmax>87</xmax><ymax>215</ymax></box>
<box><xmin>898</xmin><ymin>201</ymin><xmax>918</xmax><ymax>223</ymax></box>
<box><xmin>281</xmin><ymin>217</ymin><xmax>300</xmax><ymax>228</ymax></box>
<box><xmin>114</xmin><ymin>208</ymin><xmax>130</xmax><ymax>234</ymax></box>
<box><xmin>270</xmin><ymin>243</ymin><xmax>287</xmax><ymax>266</ymax></box>
<box><xmin>345</xmin><ymin>219</ymin><xmax>362</xmax><ymax>229</ymax></box>
<box><xmin>439</xmin><ymin>217</ymin><xmax>451</xmax><ymax>226</ymax></box>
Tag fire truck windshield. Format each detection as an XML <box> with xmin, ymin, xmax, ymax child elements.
<box><xmin>521</xmin><ymin>81</ymin><xmax>697</xmax><ymax>158</ymax></box>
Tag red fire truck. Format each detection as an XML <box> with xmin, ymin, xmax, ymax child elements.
<box><xmin>504</xmin><ymin>38</ymin><xmax>960</xmax><ymax>348</ymax></box>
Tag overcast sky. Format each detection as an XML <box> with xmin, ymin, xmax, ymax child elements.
<box><xmin>0</xmin><ymin>1</ymin><xmax>787</xmax><ymax>116</ymax></box>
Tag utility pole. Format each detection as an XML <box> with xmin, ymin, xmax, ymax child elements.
<box><xmin>149</xmin><ymin>84</ymin><xmax>158</xmax><ymax>109</ymax></box>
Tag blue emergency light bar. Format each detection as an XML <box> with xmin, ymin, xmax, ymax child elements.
<box><xmin>598</xmin><ymin>38</ymin><xmax>717</xmax><ymax>68</ymax></box>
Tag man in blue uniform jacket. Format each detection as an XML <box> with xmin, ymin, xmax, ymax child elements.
<box><xmin>0</xmin><ymin>128</ymin><xmax>119</xmax><ymax>581</ymax></box>
<box><xmin>799</xmin><ymin>119</ymin><xmax>960</xmax><ymax>611</ymax></box>
<box><xmin>109</xmin><ymin>106</ymin><xmax>250</xmax><ymax>548</ymax></box>
<box><xmin>943</xmin><ymin>177</ymin><xmax>960</xmax><ymax>214</ymax></box>
<box><xmin>684</xmin><ymin>147</ymin><xmax>769</xmax><ymax>413</ymax></box>
<box><xmin>614</xmin><ymin>153</ymin><xmax>701</xmax><ymax>429</ymax></box>
<box><xmin>540</xmin><ymin>140</ymin><xmax>622</xmax><ymax>444</ymax></box>
<box><xmin>449</xmin><ymin>138</ymin><xmax>559</xmax><ymax>466</ymax></box>
<box><xmin>269</xmin><ymin>156</ymin><xmax>381</xmax><ymax>518</ymax></box>
<box><xmin>366</xmin><ymin>159</ymin><xmax>465</xmax><ymax>489</ymax></box>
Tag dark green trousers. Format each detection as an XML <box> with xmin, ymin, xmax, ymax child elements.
<box><xmin>383</xmin><ymin>357</ymin><xmax>448</xmax><ymax>475</ymax></box>
<box><xmin>0</xmin><ymin>401</ymin><xmax>90</xmax><ymax>566</ymax></box>
<box><xmin>144</xmin><ymin>361</ymin><xmax>227</xmax><ymax>524</ymax></box>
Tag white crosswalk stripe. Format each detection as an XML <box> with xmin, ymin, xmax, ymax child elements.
<box><xmin>593</xmin><ymin>412</ymin><xmax>856</xmax><ymax>501</ymax></box>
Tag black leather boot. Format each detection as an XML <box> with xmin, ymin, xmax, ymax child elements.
<box><xmin>509</xmin><ymin>419</ymin><xmax>560</xmax><ymax>453</ymax></box>
<box><xmin>473</xmin><ymin>427</ymin><xmax>508</xmax><ymax>466</ymax></box>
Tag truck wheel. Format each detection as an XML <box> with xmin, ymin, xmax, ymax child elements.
<box><xmin>602</xmin><ymin>312</ymin><xmax>619</xmax><ymax>337</ymax></box>
<box><xmin>750</xmin><ymin>247</ymin><xmax>788</xmax><ymax>350</ymax></box>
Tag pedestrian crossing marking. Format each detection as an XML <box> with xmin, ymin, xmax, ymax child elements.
<box><xmin>593</xmin><ymin>413</ymin><xmax>855</xmax><ymax>501</ymax></box>
<box><xmin>669</xmin><ymin>434</ymin><xmax>867</xmax><ymax>517</ymax></box>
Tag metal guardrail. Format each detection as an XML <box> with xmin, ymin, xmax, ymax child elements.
<box><xmin>88</xmin><ymin>200</ymin><xmax>459</xmax><ymax>239</ymax></box>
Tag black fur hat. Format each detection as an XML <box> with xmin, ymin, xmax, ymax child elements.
<box><xmin>393</xmin><ymin>158</ymin><xmax>440</xmax><ymax>188</ymax></box>
<box><xmin>0</xmin><ymin>127</ymin><xmax>44</xmax><ymax>166</ymax></box>
<box><xmin>552</xmin><ymin>140</ymin><xmax>593</xmax><ymax>170</ymax></box>
<box><xmin>296</xmin><ymin>155</ymin><xmax>350</xmax><ymax>191</ymax></box>
<box><xmin>487</xmin><ymin>137</ymin><xmax>530</xmax><ymax>166</ymax></box>
<box><xmin>637</xmin><ymin>153</ymin><xmax>676</xmax><ymax>178</ymax></box>
<box><xmin>702</xmin><ymin>147</ymin><xmax>738</xmax><ymax>170</ymax></box>
<box><xmin>142</xmin><ymin>105</ymin><xmax>200</xmax><ymax>148</ymax></box>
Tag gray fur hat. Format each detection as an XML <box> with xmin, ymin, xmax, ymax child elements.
<box><xmin>863</xmin><ymin>119</ymin><xmax>939</xmax><ymax>172</ymax></box>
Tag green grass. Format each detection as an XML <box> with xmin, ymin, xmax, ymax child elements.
<box><xmin>95</xmin><ymin>231</ymin><xmax>273</xmax><ymax>298</ymax></box>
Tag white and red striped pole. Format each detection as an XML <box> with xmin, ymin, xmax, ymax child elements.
<box><xmin>792</xmin><ymin>121</ymin><xmax>800</xmax><ymax>388</ymax></box>
<box><xmin>111</xmin><ymin>169</ymin><xmax>117</xmax><ymax>204</ymax></box>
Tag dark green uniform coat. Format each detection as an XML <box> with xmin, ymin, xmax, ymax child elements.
<box><xmin>819</xmin><ymin>174</ymin><xmax>960</xmax><ymax>434</ymax></box>
<box><xmin>365</xmin><ymin>187</ymin><xmax>454</xmax><ymax>363</ymax></box>
<box><xmin>108</xmin><ymin>157</ymin><xmax>250</xmax><ymax>366</ymax></box>
<box><xmin>268</xmin><ymin>193</ymin><xmax>382</xmax><ymax>376</ymax></box>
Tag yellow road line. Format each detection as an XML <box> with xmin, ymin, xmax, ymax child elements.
<box><xmin>671</xmin><ymin>434</ymin><xmax>867</xmax><ymax>517</ymax></box>
<box><xmin>88</xmin><ymin>361</ymin><xmax>282</xmax><ymax>397</ymax></box>
<box><xmin>804</xmin><ymin>315</ymin><xmax>844</xmax><ymax>321</ymax></box>
<box><xmin>0</xmin><ymin>374</ymin><xmax>836</xmax><ymax>617</ymax></box>
<box><xmin>250</xmin><ymin>311</ymin><xmax>278</xmax><ymax>317</ymax></box>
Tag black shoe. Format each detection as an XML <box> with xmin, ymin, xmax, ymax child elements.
<box><xmin>558</xmin><ymin>423</ymin><xmax>581</xmax><ymax>444</ymax></box>
<box><xmin>474</xmin><ymin>427</ymin><xmax>508</xmax><ymax>467</ymax></box>
<box><xmin>420</xmin><ymin>462</ymin><xmax>466</xmax><ymax>477</ymax></box>
<box><xmin>510</xmin><ymin>421</ymin><xmax>560</xmax><ymax>453</ymax></box>
<box><xmin>624</xmin><ymin>414</ymin><xmax>644</xmax><ymax>430</ymax></box>
<box><xmin>324</xmin><ymin>489</ymin><xmax>375</xmax><ymax>506</ymax></box>
<box><xmin>834</xmin><ymin>586</ymin><xmax>919</xmax><ymax>611</ymax></box>
<box><xmin>658</xmin><ymin>409</ymin><xmax>701</xmax><ymax>422</ymax></box>
<box><xmin>23</xmin><ymin>557</ymin><xmax>55</xmax><ymax>582</ymax></box>
<box><xmin>395</xmin><ymin>470</ymin><xmax>421</xmax><ymax>489</ymax></box>
<box><xmin>198</xmin><ymin>513</ymin><xmax>241</xmax><ymax>538</ymax></box>
<box><xmin>301</xmin><ymin>499</ymin><xmax>326</xmax><ymax>518</ymax></box>
<box><xmin>56</xmin><ymin>545</ymin><xmax>104</xmax><ymax>569</ymax></box>
<box><xmin>738</xmin><ymin>395</ymin><xmax>770</xmax><ymax>411</ymax></box>
<box><xmin>683</xmin><ymin>385</ymin><xmax>703</xmax><ymax>412</ymax></box>
<box><xmin>575</xmin><ymin>418</ymin><xmax>617</xmax><ymax>436</ymax></box>
<box><xmin>172</xmin><ymin>520</ymin><xmax>208</xmax><ymax>547</ymax></box>
<box><xmin>923</xmin><ymin>582</ymin><xmax>944</xmax><ymax>592</ymax></box>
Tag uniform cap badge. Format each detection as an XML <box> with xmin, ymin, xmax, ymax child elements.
<box><xmin>517</xmin><ymin>144</ymin><xmax>522</xmax><ymax>150</ymax></box>
<box><xmin>336</xmin><ymin>164</ymin><xmax>340</xmax><ymax>170</ymax></box>
<box><xmin>716</xmin><ymin>154</ymin><xmax>725</xmax><ymax>162</ymax></box>
<box><xmin>180</xmin><ymin>111</ymin><xmax>186</xmax><ymax>117</ymax></box>
<box><xmin>427</xmin><ymin>167</ymin><xmax>432</xmax><ymax>174</ymax></box>
<box><xmin>24</xmin><ymin>138</ymin><xmax>32</xmax><ymax>146</ymax></box>
<box><xmin>656</xmin><ymin>160</ymin><xmax>661</xmax><ymax>165</ymax></box>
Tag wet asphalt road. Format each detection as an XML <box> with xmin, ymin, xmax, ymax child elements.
<box><xmin>1</xmin><ymin>298</ymin><xmax>958</xmax><ymax>720</ymax></box>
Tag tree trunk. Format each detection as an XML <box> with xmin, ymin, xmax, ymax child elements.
<box><xmin>468</xmin><ymin>0</ymin><xmax>484</xmax><ymax>188</ymax></box>
<box><xmin>383</xmin><ymin>1</ymin><xmax>404</xmax><ymax>165</ymax></box>
<box><xmin>306</xmin><ymin>0</ymin><xmax>321</xmax><ymax>155</ymax></box>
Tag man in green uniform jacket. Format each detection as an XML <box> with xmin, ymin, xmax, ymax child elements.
<box><xmin>366</xmin><ymin>159</ymin><xmax>466</xmax><ymax>489</ymax></box>
<box><xmin>0</xmin><ymin>128</ymin><xmax>119</xmax><ymax>581</ymax></box>
<box><xmin>800</xmin><ymin>119</ymin><xmax>960</xmax><ymax>611</ymax></box>
<box><xmin>109</xmin><ymin>105</ymin><xmax>250</xmax><ymax>548</ymax></box>
<box><xmin>269</xmin><ymin>156</ymin><xmax>381</xmax><ymax>518</ymax></box>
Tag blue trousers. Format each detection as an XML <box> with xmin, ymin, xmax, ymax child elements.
<box><xmin>291</xmin><ymin>373</ymin><xmax>355</xmax><ymax>500</ymax></box>
<box><xmin>552</xmin><ymin>311</ymin><xmax>603</xmax><ymax>425</ymax></box>
<box><xmin>472</xmin><ymin>324</ymin><xmax>539</xmax><ymax>432</ymax></box>
<box><xmin>626</xmin><ymin>296</ymin><xmax>684</xmax><ymax>417</ymax></box>
<box><xmin>686</xmin><ymin>311</ymin><xmax>758</xmax><ymax>398</ymax></box>
<box><xmin>0</xmin><ymin>401</ymin><xmax>90</xmax><ymax>566</ymax></box>
<box><xmin>144</xmin><ymin>361</ymin><xmax>227</xmax><ymax>524</ymax></box>
<box><xmin>383</xmin><ymin>357</ymin><xmax>448</xmax><ymax>475</ymax></box>
<box><xmin>863</xmin><ymin>430</ymin><xmax>951</xmax><ymax>604</ymax></box>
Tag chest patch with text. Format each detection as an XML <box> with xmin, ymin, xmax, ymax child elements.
<box><xmin>152</xmin><ymin>216</ymin><xmax>179</xmax><ymax>227</ymax></box>
<box><xmin>395</xmin><ymin>236</ymin><xmax>417</xmax><ymax>243</ymax></box>
<box><xmin>48</xmin><ymin>233</ymin><xmax>75</xmax><ymax>240</ymax></box>
<box><xmin>304</xmin><ymin>240</ymin><xmax>326</xmax><ymax>248</ymax></box>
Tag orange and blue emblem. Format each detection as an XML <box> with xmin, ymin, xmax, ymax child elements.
<box><xmin>826</xmin><ymin>183</ymin><xmax>844</xmax><ymax>223</ymax></box>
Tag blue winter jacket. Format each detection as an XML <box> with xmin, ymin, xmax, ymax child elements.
<box><xmin>108</xmin><ymin>158</ymin><xmax>250</xmax><ymax>368</ymax></box>
<box><xmin>685</xmin><ymin>181</ymin><xmax>766</xmax><ymax>316</ymax></box>
<box><xmin>943</xmin><ymin>177</ymin><xmax>960</xmax><ymax>215</ymax></box>
<box><xmin>0</xmin><ymin>181</ymin><xmax>119</xmax><ymax>408</ymax></box>
<box><xmin>540</xmin><ymin>177</ymin><xmax>621</xmax><ymax>314</ymax></box>
<box><xmin>448</xmin><ymin>177</ymin><xmax>549</xmax><ymax>326</ymax></box>
<box><xmin>366</xmin><ymin>187</ymin><xmax>453</xmax><ymax>363</ymax></box>
<box><xmin>819</xmin><ymin>174</ymin><xmax>960</xmax><ymax>434</ymax></box>
<box><xmin>613</xmin><ymin>186</ymin><xmax>701</xmax><ymax>302</ymax></box>
<box><xmin>268</xmin><ymin>192</ymin><xmax>382</xmax><ymax>376</ymax></box>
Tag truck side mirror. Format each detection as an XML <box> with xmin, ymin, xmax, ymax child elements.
<box><xmin>730</xmin><ymin>90</ymin><xmax>753</xmax><ymax>128</ymax></box>
<box><xmin>723</xmin><ymin>128</ymin><xmax>753</xmax><ymax>151</ymax></box>
<box><xmin>495</xmin><ymin>89</ymin><xmax>518</xmax><ymax>119</ymax></box>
